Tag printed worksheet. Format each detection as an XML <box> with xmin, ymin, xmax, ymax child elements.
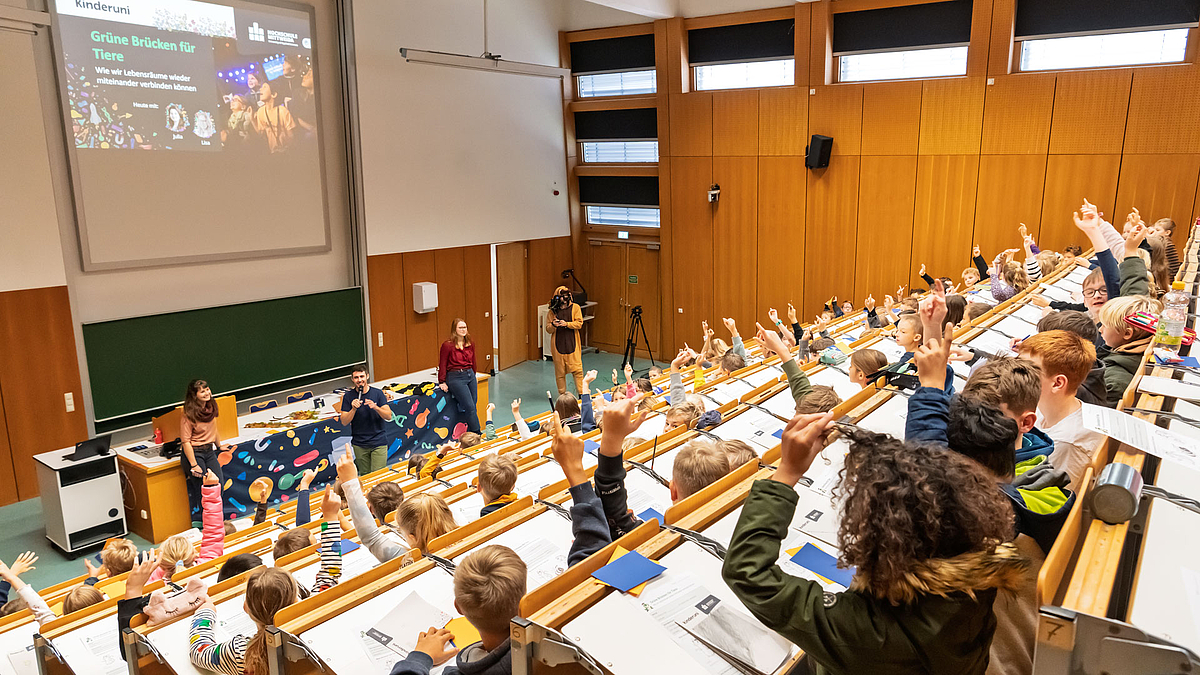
<box><xmin>855</xmin><ymin>394</ymin><xmax>909</xmax><ymax>440</ymax></box>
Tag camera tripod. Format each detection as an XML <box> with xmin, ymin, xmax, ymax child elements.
<box><xmin>622</xmin><ymin>305</ymin><xmax>657</xmax><ymax>371</ymax></box>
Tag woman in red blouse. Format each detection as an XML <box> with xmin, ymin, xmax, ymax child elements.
<box><xmin>438</xmin><ymin>318</ymin><xmax>480</xmax><ymax>433</ymax></box>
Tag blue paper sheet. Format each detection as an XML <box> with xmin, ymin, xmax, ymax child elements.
<box><xmin>790</xmin><ymin>543</ymin><xmax>854</xmax><ymax>588</ymax></box>
<box><xmin>592</xmin><ymin>550</ymin><xmax>667</xmax><ymax>592</ymax></box>
<box><xmin>637</xmin><ymin>507</ymin><xmax>664</xmax><ymax>523</ymax></box>
<box><xmin>584</xmin><ymin>439</ymin><xmax>601</xmax><ymax>455</ymax></box>
<box><xmin>340</xmin><ymin>539</ymin><xmax>361</xmax><ymax>555</ymax></box>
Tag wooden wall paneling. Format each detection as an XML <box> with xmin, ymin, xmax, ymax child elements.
<box><xmin>966</xmin><ymin>0</ymin><xmax>995</xmax><ymax>77</ymax></box>
<box><xmin>980</xmin><ymin>73</ymin><xmax>1055</xmax><ymax>154</ymax></box>
<box><xmin>0</xmin><ymin>286</ymin><xmax>88</xmax><ymax>501</ymax></box>
<box><xmin>918</xmin><ymin>77</ymin><xmax>986</xmax><ymax>155</ymax></box>
<box><xmin>793</xmin><ymin>2</ymin><xmax>812</xmax><ymax>88</ymax></box>
<box><xmin>657</xmin><ymin>157</ymin><xmax>676</xmax><ymax>353</ymax></box>
<box><xmin>0</xmin><ymin>382</ymin><xmax>16</xmax><ymax>506</ymax></box>
<box><xmin>972</xmin><ymin>154</ymin><xmax>1049</xmax><ymax>258</ymax></box>
<box><xmin>564</xmin><ymin>24</ymin><xmax>654</xmax><ymax>42</ymax></box>
<box><xmin>654</xmin><ymin>19</ymin><xmax>672</xmax><ymax>158</ymax></box>
<box><xmin>401</xmin><ymin>251</ymin><xmax>439</xmax><ymax>371</ymax></box>
<box><xmin>665</xmin><ymin>17</ymin><xmax>688</xmax><ymax>94</ymax></box>
<box><xmin>808</xmin><ymin>85</ymin><xmax>863</xmax><ymax>156</ymax></box>
<box><xmin>588</xmin><ymin>241</ymin><xmax>628</xmax><ymax>351</ymax></box>
<box><xmin>712</xmin><ymin>90</ymin><xmax>760</xmax><ymax>156</ymax></box>
<box><xmin>433</xmin><ymin>247</ymin><xmax>467</xmax><ymax>340</ymax></box>
<box><xmin>495</xmin><ymin>243</ymin><xmax>529</xmax><ymax>370</ymax></box>
<box><xmin>855</xmin><ymin>156</ymin><xmax>917</xmax><ymax>304</ymax></box>
<box><xmin>712</xmin><ymin>156</ymin><xmax>759</xmax><ymax>330</ymax></box>
<box><xmin>1123</xmin><ymin>67</ymin><xmax>1200</xmax><ymax>154</ymax></box>
<box><xmin>669</xmin><ymin>157</ymin><xmax>715</xmax><ymax>338</ymax></box>
<box><xmin>528</xmin><ymin>237</ymin><xmax>575</xmax><ymax>361</ymax></box>
<box><xmin>1115</xmin><ymin>154</ymin><xmax>1200</xmax><ymax>235</ymax></box>
<box><xmin>625</xmin><ymin>245</ymin><xmax>662</xmax><ymax>360</ymax></box>
<box><xmin>804</xmin><ymin>155</ymin><xmax>860</xmax><ymax>318</ymax></box>
<box><xmin>463</xmin><ymin>245</ymin><xmax>494</xmax><ymax>374</ymax></box>
<box><xmin>756</xmin><ymin>157</ymin><xmax>807</xmax><ymax>328</ymax></box>
<box><xmin>669</xmin><ymin>92</ymin><xmax>713</xmax><ymax>156</ymax></box>
<box><xmin>860</xmin><ymin>81</ymin><xmax>922</xmax><ymax>156</ymax></box>
<box><xmin>809</xmin><ymin>0</ymin><xmax>833</xmax><ymax>86</ymax></box>
<box><xmin>366</xmin><ymin>253</ymin><xmax>409</xmax><ymax>379</ymax></box>
<box><xmin>759</xmin><ymin>87</ymin><xmax>808</xmax><ymax>155</ymax></box>
<box><xmin>988</xmin><ymin>0</ymin><xmax>1017</xmax><ymax>76</ymax></box>
<box><xmin>1048</xmin><ymin>70</ymin><xmax>1132</xmax><ymax>155</ymax></box>
<box><xmin>1037</xmin><ymin>154</ymin><xmax>1121</xmax><ymax>253</ymax></box>
<box><xmin>911</xmin><ymin>155</ymin><xmax>981</xmax><ymax>286</ymax></box>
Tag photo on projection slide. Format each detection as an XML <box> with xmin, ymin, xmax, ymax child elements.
<box><xmin>55</xmin><ymin>0</ymin><xmax>317</xmax><ymax>154</ymax></box>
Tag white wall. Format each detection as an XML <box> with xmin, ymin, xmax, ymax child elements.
<box><xmin>354</xmin><ymin>0</ymin><xmax>571</xmax><ymax>255</ymax></box>
<box><xmin>678</xmin><ymin>0</ymin><xmax>795</xmax><ymax>17</ymax></box>
<box><xmin>1</xmin><ymin>30</ymin><xmax>68</xmax><ymax>293</ymax></box>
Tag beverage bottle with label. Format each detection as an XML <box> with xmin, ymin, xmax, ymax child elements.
<box><xmin>1154</xmin><ymin>281</ymin><xmax>1190</xmax><ymax>354</ymax></box>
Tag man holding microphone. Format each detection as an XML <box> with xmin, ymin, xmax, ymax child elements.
<box><xmin>339</xmin><ymin>364</ymin><xmax>393</xmax><ymax>474</ymax></box>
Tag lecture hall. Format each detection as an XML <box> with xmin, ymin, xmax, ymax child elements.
<box><xmin>2</xmin><ymin>0</ymin><xmax>1200</xmax><ymax>674</ymax></box>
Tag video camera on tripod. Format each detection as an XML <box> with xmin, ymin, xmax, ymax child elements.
<box><xmin>622</xmin><ymin>304</ymin><xmax>656</xmax><ymax>371</ymax></box>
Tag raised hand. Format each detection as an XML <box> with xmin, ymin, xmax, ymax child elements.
<box><xmin>485</xmin><ymin>402</ymin><xmax>495</xmax><ymax>416</ymax></box>
<box><xmin>755</xmin><ymin>322</ymin><xmax>789</xmax><ymax>359</ymax></box>
<box><xmin>336</xmin><ymin>444</ymin><xmax>357</xmax><ymax>483</ymax></box>
<box><xmin>624</xmin><ymin>363</ymin><xmax>634</xmax><ymax>381</ymax></box>
<box><xmin>786</xmin><ymin>303</ymin><xmax>798</xmax><ymax>325</ymax></box>
<box><xmin>125</xmin><ymin>550</ymin><xmax>159</xmax><ymax>599</ymax></box>
<box><xmin>1073</xmin><ymin>198</ymin><xmax>1100</xmax><ymax>231</ymax></box>
<box><xmin>583</xmin><ymin>370</ymin><xmax>597</xmax><ymax>386</ymax></box>
<box><xmin>10</xmin><ymin>552</ymin><xmax>37</xmax><ymax>578</ymax></box>
<box><xmin>510</xmin><ymin>397</ymin><xmax>522</xmax><ymax>413</ymax></box>
<box><xmin>320</xmin><ymin>485</ymin><xmax>341</xmax><ymax>520</ymax></box>
<box><xmin>865</xmin><ymin>295</ymin><xmax>876</xmax><ymax>311</ymax></box>
<box><xmin>1018</xmin><ymin>223</ymin><xmax>1028</xmax><ymax>238</ymax></box>
<box><xmin>768</xmin><ymin>308</ymin><xmax>780</xmax><ymax>325</ymax></box>
<box><xmin>598</xmin><ymin>395</ymin><xmax>649</xmax><ymax>457</ymax></box>
<box><xmin>918</xmin><ymin>280</ymin><xmax>948</xmax><ymax>345</ymax></box>
<box><xmin>1124</xmin><ymin>222</ymin><xmax>1148</xmax><ymax>259</ymax></box>
<box><xmin>299</xmin><ymin>468</ymin><xmax>316</xmax><ymax>491</ymax></box>
<box><xmin>972</xmin><ymin>244</ymin><xmax>981</xmax><ymax>258</ymax></box>
<box><xmin>671</xmin><ymin>349</ymin><xmax>690</xmax><ymax>372</ymax></box>
<box><xmin>549</xmin><ymin>413</ymin><xmax>588</xmax><ymax>487</ymax></box>
<box><xmin>914</xmin><ymin>323</ymin><xmax>953</xmax><ymax>391</ymax></box>
<box><xmin>919</xmin><ymin>263</ymin><xmax>926</xmax><ymax>276</ymax></box>
<box><xmin>772</xmin><ymin>412</ymin><xmax>836</xmax><ymax>487</ymax></box>
<box><xmin>723</xmin><ymin>317</ymin><xmax>739</xmax><ymax>337</ymax></box>
<box><xmin>203</xmin><ymin>469</ymin><xmax>219</xmax><ymax>486</ymax></box>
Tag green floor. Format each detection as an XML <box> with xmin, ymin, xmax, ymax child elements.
<box><xmin>0</xmin><ymin>350</ymin><xmax>656</xmax><ymax>592</ymax></box>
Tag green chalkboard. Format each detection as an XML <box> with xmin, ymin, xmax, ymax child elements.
<box><xmin>83</xmin><ymin>288</ymin><xmax>366</xmax><ymax>422</ymax></box>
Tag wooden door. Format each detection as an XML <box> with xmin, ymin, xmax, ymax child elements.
<box><xmin>589</xmin><ymin>241</ymin><xmax>627</xmax><ymax>351</ymax></box>
<box><xmin>625</xmin><ymin>245</ymin><xmax>661</xmax><ymax>361</ymax></box>
<box><xmin>495</xmin><ymin>242</ymin><xmax>528</xmax><ymax>370</ymax></box>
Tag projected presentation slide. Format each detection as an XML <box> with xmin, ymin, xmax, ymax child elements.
<box><xmin>56</xmin><ymin>0</ymin><xmax>317</xmax><ymax>154</ymax></box>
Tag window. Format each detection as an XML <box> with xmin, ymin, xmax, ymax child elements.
<box><xmin>831</xmin><ymin>0</ymin><xmax>973</xmax><ymax>83</ymax></box>
<box><xmin>585</xmin><ymin>206</ymin><xmax>660</xmax><ymax>228</ymax></box>
<box><xmin>694</xmin><ymin>59</ymin><xmax>795</xmax><ymax>91</ymax></box>
<box><xmin>582</xmin><ymin>141</ymin><xmax>659</xmax><ymax>163</ymax></box>
<box><xmin>688</xmin><ymin>18</ymin><xmax>795</xmax><ymax>91</ymax></box>
<box><xmin>577</xmin><ymin>70</ymin><xmax>657</xmax><ymax>97</ymax></box>
<box><xmin>570</xmin><ymin>34</ymin><xmax>656</xmax><ymax>98</ymax></box>
<box><xmin>839</xmin><ymin>45</ymin><xmax>968</xmax><ymax>82</ymax></box>
<box><xmin>1013</xmin><ymin>0</ymin><xmax>1198</xmax><ymax>71</ymax></box>
<box><xmin>1019</xmin><ymin>28</ymin><xmax>1189</xmax><ymax>71</ymax></box>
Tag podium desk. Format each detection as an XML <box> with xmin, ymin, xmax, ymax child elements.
<box><xmin>33</xmin><ymin>449</ymin><xmax>126</xmax><ymax>555</ymax></box>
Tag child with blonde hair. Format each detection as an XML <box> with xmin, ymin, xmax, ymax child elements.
<box><xmin>62</xmin><ymin>584</ymin><xmax>106</xmax><ymax>614</ymax></box>
<box><xmin>477</xmin><ymin>453</ymin><xmax>519</xmax><ymax>517</ymax></box>
<box><xmin>395</xmin><ymin>492</ymin><xmax>458</xmax><ymax>554</ymax></box>
<box><xmin>1098</xmin><ymin>295</ymin><xmax>1162</xmax><ymax>401</ymax></box>
<box><xmin>151</xmin><ymin>469</ymin><xmax>224</xmax><ymax>583</ymax></box>
<box><xmin>718</xmin><ymin>439</ymin><xmax>758</xmax><ymax>469</ymax></box>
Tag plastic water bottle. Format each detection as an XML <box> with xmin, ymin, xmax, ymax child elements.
<box><xmin>1154</xmin><ymin>281</ymin><xmax>1190</xmax><ymax>354</ymax></box>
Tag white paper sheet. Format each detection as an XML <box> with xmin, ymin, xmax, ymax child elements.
<box><xmin>869</xmin><ymin>338</ymin><xmax>908</xmax><ymax>362</ymax></box>
<box><xmin>808</xmin><ymin>367</ymin><xmax>863</xmax><ymax>401</ymax></box>
<box><xmin>145</xmin><ymin>595</ymin><xmax>256</xmax><ymax>675</ymax></box>
<box><xmin>965</xmin><ymin>329</ymin><xmax>1015</xmax><ymax>359</ymax></box>
<box><xmin>642</xmin><ymin>447</ymin><xmax>679</xmax><ymax>482</ymax></box>
<box><xmin>1010</xmin><ymin>303</ymin><xmax>1046</xmax><ymax>325</ymax></box>
<box><xmin>855</xmin><ymin>394</ymin><xmax>909</xmax><ymax>440</ymax></box>
<box><xmin>513</xmin><ymin>461</ymin><xmax>566</xmax><ymax>498</ymax></box>
<box><xmin>740</xmin><ymin>367</ymin><xmax>781</xmax><ymax>389</ymax></box>
<box><xmin>711</xmin><ymin>408</ymin><xmax>785</xmax><ymax>452</ymax></box>
<box><xmin>0</xmin><ymin>623</ymin><xmax>39</xmax><ymax>675</ymax></box>
<box><xmin>706</xmin><ymin>380</ymin><xmax>755</xmax><ymax>406</ymax></box>
<box><xmin>366</xmin><ymin>591</ymin><xmax>452</xmax><ymax>660</ymax></box>
<box><xmin>761</xmin><ymin>388</ymin><xmax>798</xmax><ymax>419</ymax></box>
<box><xmin>1138</xmin><ymin>375</ymin><xmax>1200</xmax><ymax>401</ymax></box>
<box><xmin>990</xmin><ymin>315</ymin><xmax>1038</xmax><ymax>341</ymax></box>
<box><xmin>1081</xmin><ymin>403</ymin><xmax>1200</xmax><ymax>472</ymax></box>
<box><xmin>53</xmin><ymin>614</ymin><xmax>124</xmax><ymax>675</ymax></box>
<box><xmin>449</xmin><ymin>491</ymin><xmax>486</xmax><ymax>526</ymax></box>
<box><xmin>456</xmin><ymin>512</ymin><xmax>573</xmax><ymax>590</ymax></box>
<box><xmin>624</xmin><ymin>469</ymin><xmax>674</xmax><ymax>521</ymax></box>
<box><xmin>1040</xmin><ymin>285</ymin><xmax>1076</xmax><ymax>303</ymax></box>
<box><xmin>301</xmin><ymin>567</ymin><xmax>457</xmax><ymax>675</ymax></box>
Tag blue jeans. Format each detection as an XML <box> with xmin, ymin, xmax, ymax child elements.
<box><xmin>445</xmin><ymin>370</ymin><xmax>480</xmax><ymax>433</ymax></box>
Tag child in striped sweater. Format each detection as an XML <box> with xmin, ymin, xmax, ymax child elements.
<box><xmin>187</xmin><ymin>486</ymin><xmax>344</xmax><ymax>675</ymax></box>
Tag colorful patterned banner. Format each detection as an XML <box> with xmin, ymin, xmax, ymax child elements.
<box><xmin>208</xmin><ymin>383</ymin><xmax>469</xmax><ymax>519</ymax></box>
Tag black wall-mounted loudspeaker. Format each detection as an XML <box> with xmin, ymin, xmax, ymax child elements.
<box><xmin>805</xmin><ymin>134</ymin><xmax>833</xmax><ymax>169</ymax></box>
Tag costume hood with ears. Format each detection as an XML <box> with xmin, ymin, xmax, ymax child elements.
<box><xmin>554</xmin><ymin>285</ymin><xmax>572</xmax><ymax>298</ymax></box>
